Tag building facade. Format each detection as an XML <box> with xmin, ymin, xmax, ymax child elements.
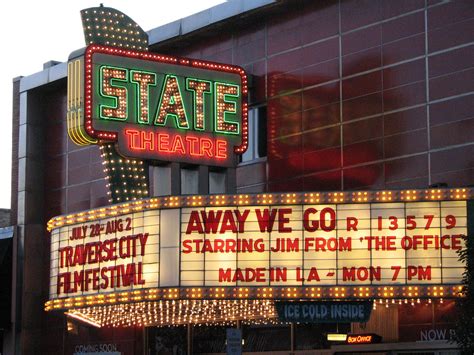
<box><xmin>7</xmin><ymin>0</ymin><xmax>474</xmax><ymax>354</ymax></box>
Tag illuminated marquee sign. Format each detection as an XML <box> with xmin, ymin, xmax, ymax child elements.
<box><xmin>50</xmin><ymin>211</ymin><xmax>160</xmax><ymax>298</ymax></box>
<box><xmin>180</xmin><ymin>201</ymin><xmax>466</xmax><ymax>287</ymax></box>
<box><xmin>73</xmin><ymin>45</ymin><xmax>247</xmax><ymax>167</ymax></box>
<box><xmin>48</xmin><ymin>189</ymin><xmax>471</xmax><ymax>304</ymax></box>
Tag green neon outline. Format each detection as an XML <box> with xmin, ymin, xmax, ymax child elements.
<box><xmin>154</xmin><ymin>74</ymin><xmax>190</xmax><ymax>130</ymax></box>
<box><xmin>185</xmin><ymin>78</ymin><xmax>212</xmax><ymax>132</ymax></box>
<box><xmin>130</xmin><ymin>69</ymin><xmax>157</xmax><ymax>125</ymax></box>
<box><xmin>214</xmin><ymin>82</ymin><xmax>240</xmax><ymax>135</ymax></box>
<box><xmin>98</xmin><ymin>65</ymin><xmax>129</xmax><ymax>122</ymax></box>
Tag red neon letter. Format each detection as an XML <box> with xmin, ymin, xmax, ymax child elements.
<box><xmin>215</xmin><ymin>139</ymin><xmax>227</xmax><ymax>159</ymax></box>
<box><xmin>124</xmin><ymin>129</ymin><xmax>140</xmax><ymax>150</ymax></box>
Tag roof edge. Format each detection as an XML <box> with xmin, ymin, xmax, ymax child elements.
<box><xmin>18</xmin><ymin>0</ymin><xmax>278</xmax><ymax>90</ymax></box>
<box><xmin>148</xmin><ymin>0</ymin><xmax>277</xmax><ymax>45</ymax></box>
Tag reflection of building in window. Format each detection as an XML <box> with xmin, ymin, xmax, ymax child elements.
<box><xmin>149</xmin><ymin>326</ymin><xmax>187</xmax><ymax>355</ymax></box>
<box><xmin>241</xmin><ymin>106</ymin><xmax>267</xmax><ymax>163</ymax></box>
<box><xmin>150</xmin><ymin>164</ymin><xmax>229</xmax><ymax>196</ymax></box>
<box><xmin>181</xmin><ymin>167</ymin><xmax>199</xmax><ymax>195</ymax></box>
<box><xmin>209</xmin><ymin>170</ymin><xmax>226</xmax><ymax>194</ymax></box>
<box><xmin>150</xmin><ymin>165</ymin><xmax>171</xmax><ymax>196</ymax></box>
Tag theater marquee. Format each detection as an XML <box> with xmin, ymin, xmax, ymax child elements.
<box><xmin>48</xmin><ymin>189</ymin><xmax>471</xmax><ymax>304</ymax></box>
<box><xmin>67</xmin><ymin>45</ymin><xmax>248</xmax><ymax>167</ymax></box>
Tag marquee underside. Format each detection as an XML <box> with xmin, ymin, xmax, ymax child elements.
<box><xmin>66</xmin><ymin>299</ymin><xmax>276</xmax><ymax>327</ymax></box>
<box><xmin>63</xmin><ymin>294</ymin><xmax>460</xmax><ymax>328</ymax></box>
<box><xmin>48</xmin><ymin>284</ymin><xmax>464</xmax><ymax>327</ymax></box>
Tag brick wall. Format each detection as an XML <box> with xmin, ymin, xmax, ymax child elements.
<box><xmin>158</xmin><ymin>0</ymin><xmax>474</xmax><ymax>192</ymax></box>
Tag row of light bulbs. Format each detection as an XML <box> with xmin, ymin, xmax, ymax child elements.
<box><xmin>100</xmin><ymin>144</ymin><xmax>148</xmax><ymax>203</ymax></box>
<box><xmin>47</xmin><ymin>188</ymin><xmax>471</xmax><ymax>230</ymax></box>
<box><xmin>66</xmin><ymin>297</ymin><xmax>453</xmax><ymax>328</ymax></box>
<box><xmin>69</xmin><ymin>299</ymin><xmax>275</xmax><ymax>328</ymax></box>
<box><xmin>45</xmin><ymin>285</ymin><xmax>463</xmax><ymax>312</ymax></box>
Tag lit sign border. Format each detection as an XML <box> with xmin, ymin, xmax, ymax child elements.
<box><xmin>47</xmin><ymin>188</ymin><xmax>472</xmax><ymax>231</ymax></box>
<box><xmin>45</xmin><ymin>285</ymin><xmax>462</xmax><ymax>311</ymax></box>
<box><xmin>45</xmin><ymin>188</ymin><xmax>472</xmax><ymax>311</ymax></box>
<box><xmin>83</xmin><ymin>44</ymin><xmax>249</xmax><ymax>154</ymax></box>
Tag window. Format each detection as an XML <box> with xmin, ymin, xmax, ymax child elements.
<box><xmin>181</xmin><ymin>167</ymin><xmax>199</xmax><ymax>195</ymax></box>
<box><xmin>209</xmin><ymin>170</ymin><xmax>226</xmax><ymax>194</ymax></box>
<box><xmin>150</xmin><ymin>165</ymin><xmax>171</xmax><ymax>196</ymax></box>
<box><xmin>241</xmin><ymin>105</ymin><xmax>267</xmax><ymax>163</ymax></box>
